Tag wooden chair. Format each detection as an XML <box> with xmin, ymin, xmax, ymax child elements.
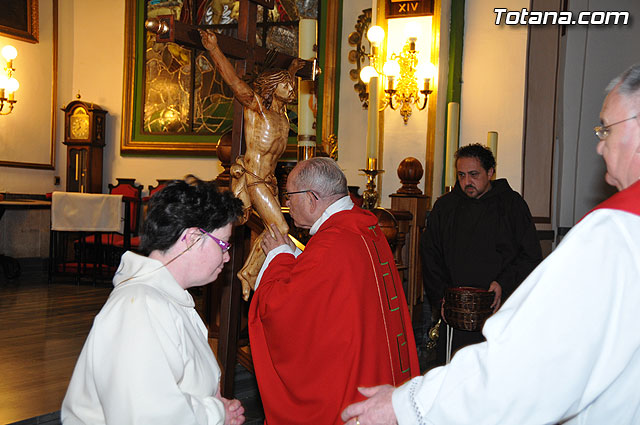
<box><xmin>109</xmin><ymin>178</ymin><xmax>143</xmax><ymax>236</ymax></box>
<box><xmin>81</xmin><ymin>178</ymin><xmax>143</xmax><ymax>256</ymax></box>
<box><xmin>148</xmin><ymin>180</ymin><xmax>171</xmax><ymax>197</ymax></box>
<box><xmin>139</xmin><ymin>180</ymin><xmax>170</xmax><ymax>237</ymax></box>
<box><xmin>107</xmin><ymin>178</ymin><xmax>143</xmax><ymax>252</ymax></box>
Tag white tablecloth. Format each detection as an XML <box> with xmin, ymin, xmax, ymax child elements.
<box><xmin>51</xmin><ymin>192</ymin><xmax>124</xmax><ymax>232</ymax></box>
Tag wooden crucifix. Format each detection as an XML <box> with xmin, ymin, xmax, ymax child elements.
<box><xmin>146</xmin><ymin>0</ymin><xmax>317</xmax><ymax>397</ymax></box>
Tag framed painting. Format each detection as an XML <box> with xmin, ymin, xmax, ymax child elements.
<box><xmin>0</xmin><ymin>0</ymin><xmax>39</xmax><ymax>43</ymax></box>
<box><xmin>0</xmin><ymin>0</ymin><xmax>55</xmax><ymax>170</ymax></box>
<box><xmin>121</xmin><ymin>0</ymin><xmax>340</xmax><ymax>156</ymax></box>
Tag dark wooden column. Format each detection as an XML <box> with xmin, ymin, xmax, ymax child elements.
<box><xmin>390</xmin><ymin>157</ymin><xmax>430</xmax><ymax>319</ymax></box>
<box><xmin>218</xmin><ymin>0</ymin><xmax>258</xmax><ymax>398</ymax></box>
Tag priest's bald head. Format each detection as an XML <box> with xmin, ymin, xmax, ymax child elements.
<box><xmin>284</xmin><ymin>157</ymin><xmax>349</xmax><ymax>229</ymax></box>
<box><xmin>597</xmin><ymin>63</ymin><xmax>640</xmax><ymax>191</ymax></box>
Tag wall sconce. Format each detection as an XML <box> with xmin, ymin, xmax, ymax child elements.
<box><xmin>0</xmin><ymin>45</ymin><xmax>19</xmax><ymax>116</ymax></box>
<box><xmin>359</xmin><ymin>24</ymin><xmax>435</xmax><ymax>125</ymax></box>
<box><xmin>349</xmin><ymin>14</ymin><xmax>435</xmax><ymax>125</ymax></box>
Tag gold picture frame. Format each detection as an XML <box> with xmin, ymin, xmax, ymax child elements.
<box><xmin>0</xmin><ymin>0</ymin><xmax>39</xmax><ymax>43</ymax></box>
<box><xmin>120</xmin><ymin>0</ymin><xmax>340</xmax><ymax>156</ymax></box>
<box><xmin>0</xmin><ymin>0</ymin><xmax>56</xmax><ymax>170</ymax></box>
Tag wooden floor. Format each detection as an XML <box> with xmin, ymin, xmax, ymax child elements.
<box><xmin>1</xmin><ymin>260</ymin><xmax>429</xmax><ymax>424</ymax></box>
<box><xmin>0</xmin><ymin>276</ymin><xmax>110</xmax><ymax>423</ymax></box>
<box><xmin>0</xmin><ymin>260</ymin><xmax>264</xmax><ymax>425</ymax></box>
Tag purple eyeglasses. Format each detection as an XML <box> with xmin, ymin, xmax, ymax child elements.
<box><xmin>198</xmin><ymin>228</ymin><xmax>231</xmax><ymax>253</ymax></box>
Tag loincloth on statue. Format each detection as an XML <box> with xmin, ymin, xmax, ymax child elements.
<box><xmin>231</xmin><ymin>156</ymin><xmax>278</xmax><ymax>196</ymax></box>
<box><xmin>231</xmin><ymin>156</ymin><xmax>279</xmax><ymax>224</ymax></box>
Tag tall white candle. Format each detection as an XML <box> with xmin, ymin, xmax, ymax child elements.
<box><xmin>298</xmin><ymin>19</ymin><xmax>317</xmax><ymax>137</ymax></box>
<box><xmin>366</xmin><ymin>76</ymin><xmax>379</xmax><ymax>161</ymax></box>
<box><xmin>445</xmin><ymin>102</ymin><xmax>460</xmax><ymax>187</ymax></box>
<box><xmin>487</xmin><ymin>131</ymin><xmax>498</xmax><ymax>156</ymax></box>
<box><xmin>298</xmin><ymin>19</ymin><xmax>316</xmax><ymax>59</ymax></box>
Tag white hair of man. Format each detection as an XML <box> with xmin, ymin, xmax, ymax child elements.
<box><xmin>293</xmin><ymin>157</ymin><xmax>349</xmax><ymax>200</ymax></box>
<box><xmin>607</xmin><ymin>63</ymin><xmax>640</xmax><ymax>100</ymax></box>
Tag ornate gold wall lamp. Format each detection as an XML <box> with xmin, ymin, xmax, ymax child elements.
<box><xmin>382</xmin><ymin>30</ymin><xmax>435</xmax><ymax>124</ymax></box>
<box><xmin>359</xmin><ymin>22</ymin><xmax>435</xmax><ymax>125</ymax></box>
<box><xmin>0</xmin><ymin>45</ymin><xmax>19</xmax><ymax>115</ymax></box>
<box><xmin>350</xmin><ymin>14</ymin><xmax>436</xmax><ymax>125</ymax></box>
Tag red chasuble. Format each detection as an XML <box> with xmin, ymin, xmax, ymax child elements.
<box><xmin>249</xmin><ymin>207</ymin><xmax>420</xmax><ymax>425</ymax></box>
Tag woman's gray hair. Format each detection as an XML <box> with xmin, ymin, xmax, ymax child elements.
<box><xmin>607</xmin><ymin>63</ymin><xmax>640</xmax><ymax>98</ymax></box>
<box><xmin>293</xmin><ymin>157</ymin><xmax>348</xmax><ymax>199</ymax></box>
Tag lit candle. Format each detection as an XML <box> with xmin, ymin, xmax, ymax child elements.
<box><xmin>487</xmin><ymin>131</ymin><xmax>498</xmax><ymax>156</ymax></box>
<box><xmin>445</xmin><ymin>102</ymin><xmax>460</xmax><ymax>188</ymax></box>
<box><xmin>366</xmin><ymin>76</ymin><xmax>379</xmax><ymax>161</ymax></box>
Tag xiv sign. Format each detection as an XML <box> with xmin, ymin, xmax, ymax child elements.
<box><xmin>386</xmin><ymin>0</ymin><xmax>434</xmax><ymax>19</ymax></box>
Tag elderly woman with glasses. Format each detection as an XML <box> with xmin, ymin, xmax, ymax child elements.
<box><xmin>62</xmin><ymin>177</ymin><xmax>245</xmax><ymax>425</ymax></box>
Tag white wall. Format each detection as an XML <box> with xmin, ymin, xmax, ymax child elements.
<box><xmin>459</xmin><ymin>0</ymin><xmax>529</xmax><ymax>193</ymax></box>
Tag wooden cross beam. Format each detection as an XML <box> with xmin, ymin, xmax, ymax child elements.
<box><xmin>145</xmin><ymin>15</ymin><xmax>317</xmax><ymax>82</ymax></box>
<box><xmin>220</xmin><ymin>0</ymin><xmax>256</xmax><ymax>398</ymax></box>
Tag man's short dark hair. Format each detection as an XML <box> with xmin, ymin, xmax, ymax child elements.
<box><xmin>140</xmin><ymin>176</ymin><xmax>243</xmax><ymax>255</ymax></box>
<box><xmin>455</xmin><ymin>143</ymin><xmax>496</xmax><ymax>172</ymax></box>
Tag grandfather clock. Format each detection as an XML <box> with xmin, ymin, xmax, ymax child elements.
<box><xmin>62</xmin><ymin>100</ymin><xmax>107</xmax><ymax>193</ymax></box>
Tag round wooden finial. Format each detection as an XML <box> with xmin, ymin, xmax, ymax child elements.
<box><xmin>216</xmin><ymin>132</ymin><xmax>232</xmax><ymax>164</ymax></box>
<box><xmin>396</xmin><ymin>157</ymin><xmax>424</xmax><ymax>194</ymax></box>
<box><xmin>372</xmin><ymin>207</ymin><xmax>398</xmax><ymax>246</ymax></box>
<box><xmin>215</xmin><ymin>132</ymin><xmax>233</xmax><ymax>188</ymax></box>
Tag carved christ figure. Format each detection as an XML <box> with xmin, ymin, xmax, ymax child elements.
<box><xmin>200</xmin><ymin>29</ymin><xmax>303</xmax><ymax>300</ymax></box>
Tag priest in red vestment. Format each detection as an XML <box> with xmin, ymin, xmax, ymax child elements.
<box><xmin>248</xmin><ymin>157</ymin><xmax>420</xmax><ymax>424</ymax></box>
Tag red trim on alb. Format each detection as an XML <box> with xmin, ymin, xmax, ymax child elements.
<box><xmin>588</xmin><ymin>180</ymin><xmax>640</xmax><ymax>218</ymax></box>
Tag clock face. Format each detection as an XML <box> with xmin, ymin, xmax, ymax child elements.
<box><xmin>70</xmin><ymin>108</ymin><xmax>90</xmax><ymax>139</ymax></box>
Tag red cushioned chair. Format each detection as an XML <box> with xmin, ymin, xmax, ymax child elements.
<box><xmin>138</xmin><ymin>180</ymin><xmax>170</xmax><ymax>242</ymax></box>
<box><xmin>81</xmin><ymin>178</ymin><xmax>143</xmax><ymax>262</ymax></box>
